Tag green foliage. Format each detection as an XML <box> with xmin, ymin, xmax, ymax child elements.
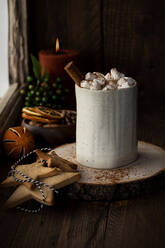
<box><xmin>31</xmin><ymin>54</ymin><xmax>41</xmax><ymax>81</ymax></box>
<box><xmin>42</xmin><ymin>68</ymin><xmax>50</xmax><ymax>82</ymax></box>
<box><xmin>21</xmin><ymin>55</ymin><xmax>69</xmax><ymax>109</ymax></box>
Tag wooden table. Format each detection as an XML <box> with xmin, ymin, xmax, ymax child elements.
<box><xmin>0</xmin><ymin>102</ymin><xmax>165</xmax><ymax>248</ymax></box>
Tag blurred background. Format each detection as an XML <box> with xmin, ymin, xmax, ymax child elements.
<box><xmin>28</xmin><ymin>0</ymin><xmax>165</xmax><ymax>105</ymax></box>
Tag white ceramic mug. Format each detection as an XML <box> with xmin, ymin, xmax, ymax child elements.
<box><xmin>75</xmin><ymin>84</ymin><xmax>137</xmax><ymax>169</ymax></box>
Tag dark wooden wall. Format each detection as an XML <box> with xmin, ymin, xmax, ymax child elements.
<box><xmin>29</xmin><ymin>0</ymin><xmax>165</xmax><ymax>102</ymax></box>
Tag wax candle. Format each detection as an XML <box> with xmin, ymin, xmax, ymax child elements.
<box><xmin>38</xmin><ymin>38</ymin><xmax>80</xmax><ymax>109</ymax></box>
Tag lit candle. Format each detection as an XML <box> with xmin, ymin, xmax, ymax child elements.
<box><xmin>38</xmin><ymin>38</ymin><xmax>80</xmax><ymax>108</ymax></box>
<box><xmin>55</xmin><ymin>37</ymin><xmax>60</xmax><ymax>53</ymax></box>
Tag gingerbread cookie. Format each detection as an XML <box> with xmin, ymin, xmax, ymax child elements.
<box><xmin>1</xmin><ymin>161</ymin><xmax>59</xmax><ymax>189</ymax></box>
<box><xmin>3</xmin><ymin>172</ymin><xmax>80</xmax><ymax>208</ymax></box>
<box><xmin>2</xmin><ymin>149</ymin><xmax>80</xmax><ymax>209</ymax></box>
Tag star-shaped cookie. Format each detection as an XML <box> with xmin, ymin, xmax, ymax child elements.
<box><xmin>3</xmin><ymin>172</ymin><xmax>80</xmax><ymax>209</ymax></box>
<box><xmin>1</xmin><ymin>161</ymin><xmax>59</xmax><ymax>190</ymax></box>
<box><xmin>1</xmin><ymin>149</ymin><xmax>80</xmax><ymax>209</ymax></box>
<box><xmin>1</xmin><ymin>148</ymin><xmax>77</xmax><ymax>190</ymax></box>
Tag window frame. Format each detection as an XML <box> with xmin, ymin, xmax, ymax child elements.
<box><xmin>0</xmin><ymin>0</ymin><xmax>29</xmax><ymax>137</ymax></box>
<box><xmin>0</xmin><ymin>0</ymin><xmax>9</xmax><ymax>98</ymax></box>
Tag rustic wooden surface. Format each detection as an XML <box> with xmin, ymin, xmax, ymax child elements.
<box><xmin>0</xmin><ymin>103</ymin><xmax>165</xmax><ymax>248</ymax></box>
<box><xmin>54</xmin><ymin>142</ymin><xmax>165</xmax><ymax>201</ymax></box>
<box><xmin>0</xmin><ymin>86</ymin><xmax>23</xmax><ymax>139</ymax></box>
<box><xmin>55</xmin><ymin>141</ymin><xmax>165</xmax><ymax>185</ymax></box>
<box><xmin>29</xmin><ymin>0</ymin><xmax>165</xmax><ymax>103</ymax></box>
<box><xmin>0</xmin><ymin>83</ymin><xmax>17</xmax><ymax>115</ymax></box>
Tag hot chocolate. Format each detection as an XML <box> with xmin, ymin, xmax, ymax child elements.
<box><xmin>76</xmin><ymin>68</ymin><xmax>137</xmax><ymax>169</ymax></box>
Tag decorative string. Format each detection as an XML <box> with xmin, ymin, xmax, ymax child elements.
<box><xmin>8</xmin><ymin>148</ymin><xmax>59</xmax><ymax>213</ymax></box>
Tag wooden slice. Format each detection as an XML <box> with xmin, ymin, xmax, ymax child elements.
<box><xmin>53</xmin><ymin>142</ymin><xmax>165</xmax><ymax>201</ymax></box>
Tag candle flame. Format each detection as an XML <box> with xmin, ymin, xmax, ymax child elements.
<box><xmin>56</xmin><ymin>37</ymin><xmax>60</xmax><ymax>53</ymax></box>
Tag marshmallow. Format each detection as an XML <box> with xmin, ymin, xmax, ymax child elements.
<box><xmin>93</xmin><ymin>78</ymin><xmax>106</xmax><ymax>86</ymax></box>
<box><xmin>81</xmin><ymin>68</ymin><xmax>136</xmax><ymax>91</ymax></box>
<box><xmin>103</xmin><ymin>82</ymin><xmax>117</xmax><ymax>91</ymax></box>
<box><xmin>93</xmin><ymin>72</ymin><xmax>105</xmax><ymax>79</ymax></box>
<box><xmin>117</xmin><ymin>78</ymin><xmax>129</xmax><ymax>88</ymax></box>
<box><xmin>124</xmin><ymin>77</ymin><xmax>136</xmax><ymax>86</ymax></box>
<box><xmin>85</xmin><ymin>72</ymin><xmax>97</xmax><ymax>81</ymax></box>
<box><xmin>117</xmin><ymin>77</ymin><xmax>136</xmax><ymax>89</ymax></box>
<box><xmin>80</xmin><ymin>80</ymin><xmax>91</xmax><ymax>89</ymax></box>
<box><xmin>90</xmin><ymin>80</ymin><xmax>102</xmax><ymax>90</ymax></box>
<box><xmin>111</xmin><ymin>68</ymin><xmax>125</xmax><ymax>81</ymax></box>
<box><xmin>105</xmin><ymin>72</ymin><xmax>112</xmax><ymax>81</ymax></box>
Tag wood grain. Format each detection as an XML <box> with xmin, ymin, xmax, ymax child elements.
<box><xmin>30</xmin><ymin>0</ymin><xmax>103</xmax><ymax>73</ymax></box>
<box><xmin>29</xmin><ymin>0</ymin><xmax>165</xmax><ymax>104</ymax></box>
<box><xmin>8</xmin><ymin>0</ymin><xmax>29</xmax><ymax>84</ymax></box>
<box><xmin>0</xmin><ymin>103</ymin><xmax>165</xmax><ymax>247</ymax></box>
<box><xmin>66</xmin><ymin>0</ymin><xmax>103</xmax><ymax>72</ymax></box>
<box><xmin>55</xmin><ymin>142</ymin><xmax>165</xmax><ymax>185</ymax></box>
<box><xmin>0</xmin><ymin>87</ymin><xmax>23</xmax><ymax>139</ymax></box>
<box><xmin>6</xmin><ymin>200</ymin><xmax>109</xmax><ymax>248</ymax></box>
<box><xmin>54</xmin><ymin>142</ymin><xmax>165</xmax><ymax>201</ymax></box>
<box><xmin>103</xmin><ymin>201</ymin><xmax>128</xmax><ymax>248</ymax></box>
<box><xmin>103</xmin><ymin>0</ymin><xmax>165</xmax><ymax>101</ymax></box>
<box><xmin>0</xmin><ymin>83</ymin><xmax>17</xmax><ymax>114</ymax></box>
<box><xmin>29</xmin><ymin>0</ymin><xmax>67</xmax><ymax>53</ymax></box>
<box><xmin>120</xmin><ymin>190</ymin><xmax>165</xmax><ymax>248</ymax></box>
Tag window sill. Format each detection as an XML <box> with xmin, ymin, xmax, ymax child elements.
<box><xmin>0</xmin><ymin>83</ymin><xmax>23</xmax><ymax>138</ymax></box>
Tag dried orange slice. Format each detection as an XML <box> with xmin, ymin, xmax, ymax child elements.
<box><xmin>22</xmin><ymin>113</ymin><xmax>58</xmax><ymax>123</ymax></box>
<box><xmin>22</xmin><ymin>107</ymin><xmax>41</xmax><ymax>117</ymax></box>
<box><xmin>35</xmin><ymin>106</ymin><xmax>64</xmax><ymax>120</ymax></box>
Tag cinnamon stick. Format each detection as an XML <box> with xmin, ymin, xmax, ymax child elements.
<box><xmin>36</xmin><ymin>149</ymin><xmax>77</xmax><ymax>172</ymax></box>
<box><xmin>64</xmin><ymin>61</ymin><xmax>84</xmax><ymax>87</ymax></box>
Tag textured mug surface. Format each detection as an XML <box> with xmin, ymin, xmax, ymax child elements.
<box><xmin>75</xmin><ymin>84</ymin><xmax>137</xmax><ymax>169</ymax></box>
